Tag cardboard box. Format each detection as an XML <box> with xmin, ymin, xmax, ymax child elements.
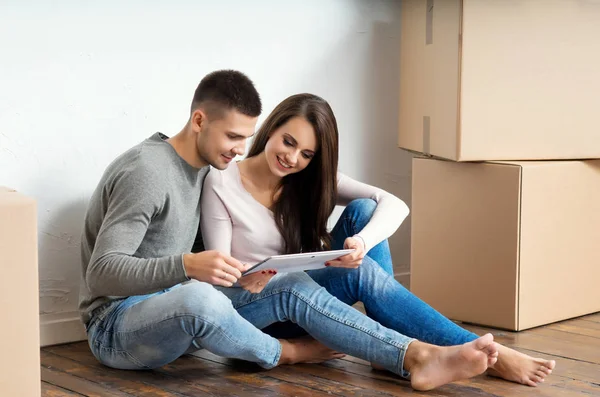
<box><xmin>410</xmin><ymin>158</ymin><xmax>600</xmax><ymax>331</ymax></box>
<box><xmin>398</xmin><ymin>0</ymin><xmax>600</xmax><ymax>161</ymax></box>
<box><xmin>0</xmin><ymin>187</ymin><xmax>41</xmax><ymax>396</ymax></box>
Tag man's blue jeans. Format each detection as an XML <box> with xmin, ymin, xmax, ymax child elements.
<box><xmin>87</xmin><ymin>268</ymin><xmax>414</xmax><ymax>377</ymax></box>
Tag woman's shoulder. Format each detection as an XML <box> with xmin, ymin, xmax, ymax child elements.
<box><xmin>205</xmin><ymin>162</ymin><xmax>240</xmax><ymax>187</ymax></box>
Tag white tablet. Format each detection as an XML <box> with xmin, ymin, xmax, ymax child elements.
<box><xmin>242</xmin><ymin>249</ymin><xmax>355</xmax><ymax>275</ymax></box>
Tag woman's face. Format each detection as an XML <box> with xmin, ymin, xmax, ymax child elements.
<box><xmin>264</xmin><ymin>116</ymin><xmax>318</xmax><ymax>178</ymax></box>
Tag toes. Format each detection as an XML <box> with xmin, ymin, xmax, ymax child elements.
<box><xmin>524</xmin><ymin>378</ymin><xmax>539</xmax><ymax>387</ymax></box>
<box><xmin>539</xmin><ymin>365</ymin><xmax>552</xmax><ymax>375</ymax></box>
<box><xmin>483</xmin><ymin>342</ymin><xmax>499</xmax><ymax>356</ymax></box>
<box><xmin>474</xmin><ymin>333</ymin><xmax>494</xmax><ymax>350</ymax></box>
<box><xmin>536</xmin><ymin>370</ymin><xmax>547</xmax><ymax>379</ymax></box>
<box><xmin>489</xmin><ymin>342</ymin><xmax>500</xmax><ymax>355</ymax></box>
<box><xmin>488</xmin><ymin>357</ymin><xmax>498</xmax><ymax>367</ymax></box>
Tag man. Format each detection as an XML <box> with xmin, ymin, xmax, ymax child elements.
<box><xmin>80</xmin><ymin>70</ymin><xmax>334</xmax><ymax>370</ymax></box>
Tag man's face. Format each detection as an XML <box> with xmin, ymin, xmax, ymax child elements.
<box><xmin>195</xmin><ymin>109</ymin><xmax>258</xmax><ymax>170</ymax></box>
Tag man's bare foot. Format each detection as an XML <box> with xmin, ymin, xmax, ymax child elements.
<box><xmin>406</xmin><ymin>333</ymin><xmax>498</xmax><ymax>391</ymax></box>
<box><xmin>277</xmin><ymin>336</ymin><xmax>345</xmax><ymax>365</ymax></box>
<box><xmin>488</xmin><ymin>344</ymin><xmax>555</xmax><ymax>387</ymax></box>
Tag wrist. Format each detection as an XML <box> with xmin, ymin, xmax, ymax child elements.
<box><xmin>182</xmin><ymin>253</ymin><xmax>192</xmax><ymax>279</ymax></box>
<box><xmin>352</xmin><ymin>235</ymin><xmax>367</xmax><ymax>252</ymax></box>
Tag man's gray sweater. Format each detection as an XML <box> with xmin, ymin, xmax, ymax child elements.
<box><xmin>79</xmin><ymin>132</ymin><xmax>209</xmax><ymax>325</ymax></box>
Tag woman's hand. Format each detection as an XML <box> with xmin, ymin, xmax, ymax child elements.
<box><xmin>326</xmin><ymin>237</ymin><xmax>366</xmax><ymax>268</ymax></box>
<box><xmin>238</xmin><ymin>269</ymin><xmax>278</xmax><ymax>293</ymax></box>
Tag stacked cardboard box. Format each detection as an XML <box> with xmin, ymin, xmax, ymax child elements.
<box><xmin>399</xmin><ymin>0</ymin><xmax>600</xmax><ymax>331</ymax></box>
<box><xmin>0</xmin><ymin>187</ymin><xmax>41</xmax><ymax>396</ymax></box>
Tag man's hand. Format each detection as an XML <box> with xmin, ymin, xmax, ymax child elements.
<box><xmin>238</xmin><ymin>270</ymin><xmax>278</xmax><ymax>293</ymax></box>
<box><xmin>183</xmin><ymin>251</ymin><xmax>249</xmax><ymax>287</ymax></box>
<box><xmin>325</xmin><ymin>237</ymin><xmax>366</xmax><ymax>269</ymax></box>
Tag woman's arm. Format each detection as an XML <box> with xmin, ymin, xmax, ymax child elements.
<box><xmin>336</xmin><ymin>172</ymin><xmax>410</xmax><ymax>252</ymax></box>
<box><xmin>200</xmin><ymin>169</ymin><xmax>233</xmax><ymax>255</ymax></box>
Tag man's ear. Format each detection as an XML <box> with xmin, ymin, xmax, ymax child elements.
<box><xmin>191</xmin><ymin>109</ymin><xmax>206</xmax><ymax>133</ymax></box>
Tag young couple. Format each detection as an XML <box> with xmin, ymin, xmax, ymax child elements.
<box><xmin>80</xmin><ymin>70</ymin><xmax>554</xmax><ymax>391</ymax></box>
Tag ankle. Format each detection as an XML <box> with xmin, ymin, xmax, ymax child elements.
<box><xmin>277</xmin><ymin>339</ymin><xmax>295</xmax><ymax>366</ymax></box>
<box><xmin>404</xmin><ymin>341</ymin><xmax>432</xmax><ymax>372</ymax></box>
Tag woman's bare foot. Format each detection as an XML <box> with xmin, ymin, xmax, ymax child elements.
<box><xmin>277</xmin><ymin>336</ymin><xmax>345</xmax><ymax>365</ymax></box>
<box><xmin>406</xmin><ymin>333</ymin><xmax>498</xmax><ymax>391</ymax></box>
<box><xmin>487</xmin><ymin>344</ymin><xmax>555</xmax><ymax>387</ymax></box>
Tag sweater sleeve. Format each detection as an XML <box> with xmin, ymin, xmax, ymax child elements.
<box><xmin>85</xmin><ymin>165</ymin><xmax>189</xmax><ymax>297</ymax></box>
<box><xmin>200</xmin><ymin>169</ymin><xmax>233</xmax><ymax>256</ymax></box>
<box><xmin>336</xmin><ymin>172</ymin><xmax>409</xmax><ymax>252</ymax></box>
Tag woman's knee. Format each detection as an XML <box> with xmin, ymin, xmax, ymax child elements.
<box><xmin>343</xmin><ymin>199</ymin><xmax>377</xmax><ymax>227</ymax></box>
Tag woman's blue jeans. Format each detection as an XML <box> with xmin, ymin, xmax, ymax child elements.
<box><xmin>264</xmin><ymin>199</ymin><xmax>478</xmax><ymax>346</ymax></box>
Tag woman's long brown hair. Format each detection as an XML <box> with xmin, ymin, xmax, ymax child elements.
<box><xmin>247</xmin><ymin>93</ymin><xmax>339</xmax><ymax>254</ymax></box>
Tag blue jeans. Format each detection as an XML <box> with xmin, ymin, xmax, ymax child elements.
<box><xmin>86</xmin><ymin>199</ymin><xmax>474</xmax><ymax>373</ymax></box>
<box><xmin>87</xmin><ymin>272</ymin><xmax>414</xmax><ymax>377</ymax></box>
<box><xmin>264</xmin><ymin>199</ymin><xmax>478</xmax><ymax>346</ymax></box>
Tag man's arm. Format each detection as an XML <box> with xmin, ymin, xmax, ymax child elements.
<box><xmin>85</xmin><ymin>166</ymin><xmax>188</xmax><ymax>296</ymax></box>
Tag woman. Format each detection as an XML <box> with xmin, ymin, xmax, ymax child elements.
<box><xmin>201</xmin><ymin>94</ymin><xmax>554</xmax><ymax>389</ymax></box>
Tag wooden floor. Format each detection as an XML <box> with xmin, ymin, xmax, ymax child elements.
<box><xmin>41</xmin><ymin>312</ymin><xmax>600</xmax><ymax>396</ymax></box>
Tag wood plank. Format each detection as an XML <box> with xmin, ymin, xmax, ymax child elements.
<box><xmin>165</xmin><ymin>354</ymin><xmax>340</xmax><ymax>397</ymax></box>
<box><xmin>46</xmin><ymin>342</ymin><xmax>329</xmax><ymax>397</ymax></box>
<box><xmin>41</xmin><ymin>382</ymin><xmax>85</xmax><ymax>396</ymax></box>
<box><xmin>583</xmin><ymin>313</ymin><xmax>600</xmax><ymax>323</ymax></box>
<box><xmin>463</xmin><ymin>324</ymin><xmax>600</xmax><ymax>364</ymax></box>
<box><xmin>41</xmin><ymin>351</ymin><xmax>187</xmax><ymax>397</ymax></box>
<box><xmin>43</xmin><ymin>344</ymin><xmax>260</xmax><ymax>397</ymax></box>
<box><xmin>546</xmin><ymin>318</ymin><xmax>600</xmax><ymax>339</ymax></box>
<box><xmin>41</xmin><ymin>366</ymin><xmax>133</xmax><ymax>397</ymax></box>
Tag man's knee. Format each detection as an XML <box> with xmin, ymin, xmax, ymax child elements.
<box><xmin>170</xmin><ymin>281</ymin><xmax>234</xmax><ymax>320</ymax></box>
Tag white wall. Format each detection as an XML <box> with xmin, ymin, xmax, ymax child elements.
<box><xmin>0</xmin><ymin>0</ymin><xmax>413</xmax><ymax>345</ymax></box>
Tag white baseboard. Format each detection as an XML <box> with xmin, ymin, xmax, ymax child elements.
<box><xmin>40</xmin><ymin>311</ymin><xmax>87</xmax><ymax>347</ymax></box>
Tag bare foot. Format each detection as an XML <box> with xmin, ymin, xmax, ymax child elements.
<box><xmin>406</xmin><ymin>333</ymin><xmax>498</xmax><ymax>391</ymax></box>
<box><xmin>488</xmin><ymin>344</ymin><xmax>555</xmax><ymax>387</ymax></box>
<box><xmin>277</xmin><ymin>336</ymin><xmax>345</xmax><ymax>365</ymax></box>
